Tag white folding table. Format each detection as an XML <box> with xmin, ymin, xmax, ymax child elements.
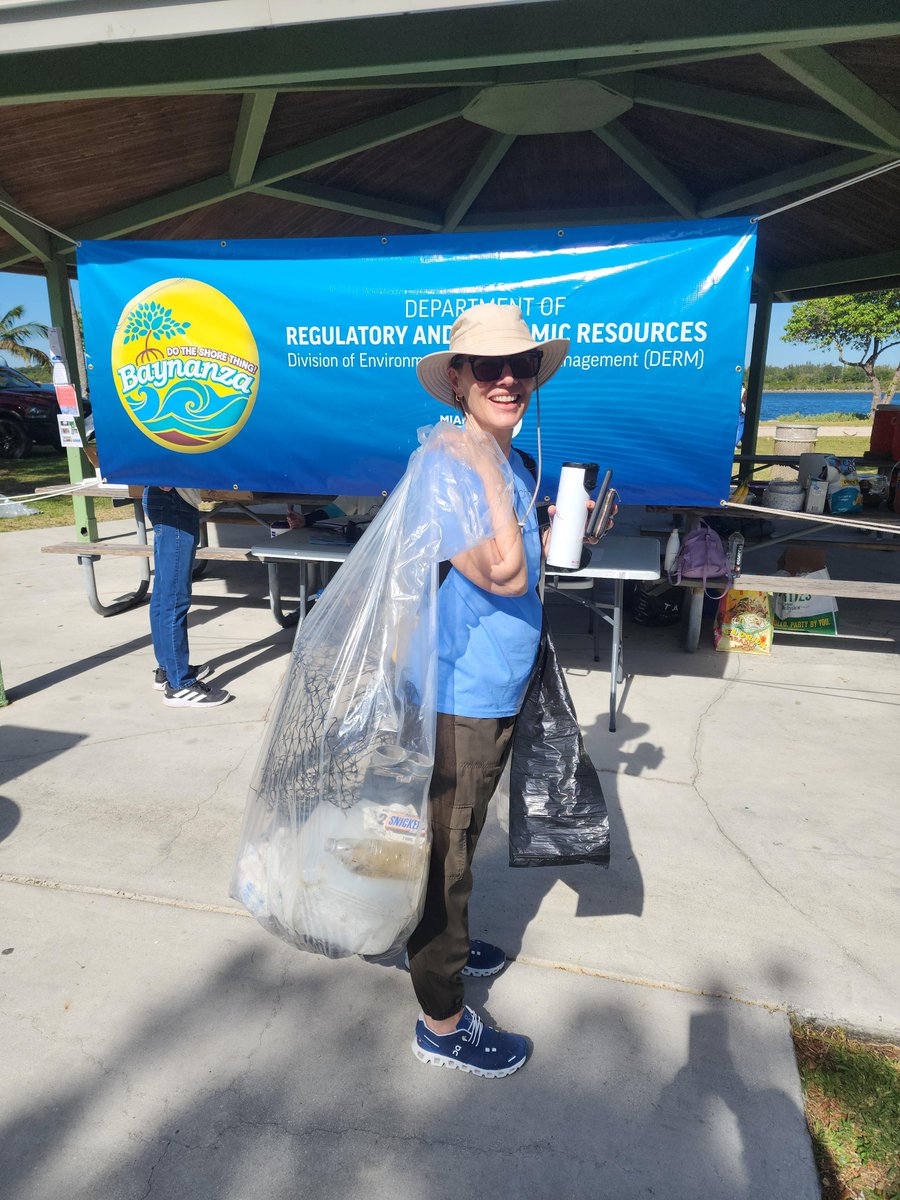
<box><xmin>251</xmin><ymin>529</ymin><xmax>661</xmax><ymax>732</ymax></box>
<box><xmin>545</xmin><ymin>535</ymin><xmax>661</xmax><ymax>731</ymax></box>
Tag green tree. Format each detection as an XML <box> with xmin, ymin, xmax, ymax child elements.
<box><xmin>0</xmin><ymin>303</ymin><xmax>50</xmax><ymax>369</ymax></box>
<box><xmin>782</xmin><ymin>290</ymin><xmax>900</xmax><ymax>413</ymax></box>
<box><xmin>122</xmin><ymin>300</ymin><xmax>190</xmax><ymax>364</ymax></box>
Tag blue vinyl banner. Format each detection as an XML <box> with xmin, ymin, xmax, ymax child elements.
<box><xmin>78</xmin><ymin>221</ymin><xmax>755</xmax><ymax>505</ymax></box>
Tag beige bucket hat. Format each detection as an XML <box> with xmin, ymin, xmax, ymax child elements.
<box><xmin>416</xmin><ymin>302</ymin><xmax>570</xmax><ymax>407</ymax></box>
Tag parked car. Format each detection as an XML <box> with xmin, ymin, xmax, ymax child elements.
<box><xmin>0</xmin><ymin>365</ymin><xmax>90</xmax><ymax>458</ymax></box>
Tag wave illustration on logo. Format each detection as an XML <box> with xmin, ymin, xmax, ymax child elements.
<box><xmin>111</xmin><ymin>278</ymin><xmax>259</xmax><ymax>453</ymax></box>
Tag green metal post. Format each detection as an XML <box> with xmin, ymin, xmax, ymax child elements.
<box><xmin>0</xmin><ymin>660</ymin><xmax>8</xmax><ymax>707</ymax></box>
<box><xmin>742</xmin><ymin>284</ymin><xmax>773</xmax><ymax>472</ymax></box>
<box><xmin>46</xmin><ymin>254</ymin><xmax>97</xmax><ymax>542</ymax></box>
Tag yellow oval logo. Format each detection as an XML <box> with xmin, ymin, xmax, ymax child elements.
<box><xmin>111</xmin><ymin>278</ymin><xmax>259</xmax><ymax>454</ymax></box>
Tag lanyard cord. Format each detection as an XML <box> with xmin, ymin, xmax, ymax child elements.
<box><xmin>517</xmin><ymin>386</ymin><xmax>542</xmax><ymax>530</ymax></box>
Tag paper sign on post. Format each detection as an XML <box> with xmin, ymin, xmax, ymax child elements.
<box><xmin>57</xmin><ymin>415</ymin><xmax>84</xmax><ymax>448</ymax></box>
<box><xmin>54</xmin><ymin>383</ymin><xmax>79</xmax><ymax>413</ymax></box>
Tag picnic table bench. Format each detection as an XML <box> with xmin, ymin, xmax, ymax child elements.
<box><xmin>39</xmin><ymin>483</ymin><xmax>335</xmax><ymax>619</ymax></box>
<box><xmin>655</xmin><ymin>502</ymin><xmax>900</xmax><ymax>651</ymax></box>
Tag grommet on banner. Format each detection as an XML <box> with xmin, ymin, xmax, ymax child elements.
<box><xmin>220</xmin><ymin>241</ymin><xmax>227</xmax><ymax>248</ymax></box>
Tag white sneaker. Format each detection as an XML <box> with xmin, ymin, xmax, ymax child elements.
<box><xmin>163</xmin><ymin>680</ymin><xmax>231</xmax><ymax>707</ymax></box>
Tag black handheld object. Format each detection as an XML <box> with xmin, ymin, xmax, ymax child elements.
<box><xmin>585</xmin><ymin>469</ymin><xmax>615</xmax><ymax>539</ymax></box>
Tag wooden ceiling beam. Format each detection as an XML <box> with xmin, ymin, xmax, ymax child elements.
<box><xmin>56</xmin><ymin>90</ymin><xmax>470</xmax><ymax>247</ymax></box>
<box><xmin>593</xmin><ymin>122</ymin><xmax>697</xmax><ymax>218</ymax></box>
<box><xmin>765</xmin><ymin>46</ymin><xmax>900</xmax><ymax>149</ymax></box>
<box><xmin>699</xmin><ymin>149</ymin><xmax>891</xmax><ymax>217</ymax></box>
<box><xmin>772</xmin><ymin>249</ymin><xmax>900</xmax><ymax>294</ymax></box>
<box><xmin>250</xmin><ymin>90</ymin><xmax>473</xmax><ymax>187</ymax></box>
<box><xmin>630</xmin><ymin>74</ymin><xmax>892</xmax><ymax>152</ymax></box>
<box><xmin>457</xmin><ymin>205</ymin><xmax>673</xmax><ymax>230</ymax></box>
<box><xmin>0</xmin><ymin>186</ymin><xmax>51</xmax><ymax>261</ymax></box>
<box><xmin>261</xmin><ymin>47</ymin><xmax>805</xmax><ymax>92</ymax></box>
<box><xmin>0</xmin><ymin>248</ymin><xmax>35</xmax><ymax>271</ymax></box>
<box><xmin>229</xmin><ymin>91</ymin><xmax>278</xmax><ymax>187</ymax></box>
<box><xmin>257</xmin><ymin>181</ymin><xmax>443</xmax><ymax>230</ymax></box>
<box><xmin>0</xmin><ymin>3</ymin><xmax>897</xmax><ymax>104</ymax></box>
<box><xmin>443</xmin><ymin>133</ymin><xmax>515</xmax><ymax>232</ymax></box>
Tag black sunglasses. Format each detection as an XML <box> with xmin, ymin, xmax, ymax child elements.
<box><xmin>454</xmin><ymin>351</ymin><xmax>543</xmax><ymax>382</ymax></box>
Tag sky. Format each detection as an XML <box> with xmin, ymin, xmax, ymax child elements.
<box><xmin>2</xmin><ymin>268</ymin><xmax>898</xmax><ymax>370</ymax></box>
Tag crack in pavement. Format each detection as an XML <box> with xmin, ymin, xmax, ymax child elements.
<box><xmin>155</xmin><ymin>1116</ymin><xmax>558</xmax><ymax>1161</ymax></box>
<box><xmin>249</xmin><ymin>963</ymin><xmax>288</xmax><ymax>1061</ymax></box>
<box><xmin>156</xmin><ymin>739</ymin><xmax>259</xmax><ymax>863</ymax></box>
<box><xmin>139</xmin><ymin>1138</ymin><xmax>171</xmax><ymax>1200</ymax></box>
<box><xmin>689</xmin><ymin>663</ymin><xmax>885</xmax><ymax>985</ymax></box>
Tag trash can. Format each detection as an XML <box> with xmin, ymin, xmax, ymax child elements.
<box><xmin>869</xmin><ymin>405</ymin><xmax>897</xmax><ymax>456</ymax></box>
<box><xmin>771</xmin><ymin>423</ymin><xmax>817</xmax><ymax>481</ymax></box>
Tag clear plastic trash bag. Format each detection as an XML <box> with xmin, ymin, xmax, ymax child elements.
<box><xmin>0</xmin><ymin>494</ymin><xmax>39</xmax><ymax>517</ymax></box>
<box><xmin>231</xmin><ymin>422</ymin><xmax>515</xmax><ymax>959</ymax></box>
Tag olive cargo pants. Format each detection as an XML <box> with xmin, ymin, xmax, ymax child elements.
<box><xmin>407</xmin><ymin>711</ymin><xmax>516</xmax><ymax>1020</ymax></box>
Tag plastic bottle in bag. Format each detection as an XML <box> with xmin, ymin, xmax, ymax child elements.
<box><xmin>325</xmin><ymin>837</ymin><xmax>423</xmax><ymax>879</ymax></box>
<box><xmin>663</xmin><ymin>528</ymin><xmax>680</xmax><ymax>573</ymax></box>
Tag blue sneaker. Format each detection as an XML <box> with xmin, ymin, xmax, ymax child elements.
<box><xmin>412</xmin><ymin>1007</ymin><xmax>527</xmax><ymax>1078</ymax></box>
<box><xmin>404</xmin><ymin>939</ymin><xmax>507</xmax><ymax>977</ymax></box>
<box><xmin>461</xmin><ymin>939</ymin><xmax>506</xmax><ymax>977</ymax></box>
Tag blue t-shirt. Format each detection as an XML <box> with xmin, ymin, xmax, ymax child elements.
<box><xmin>437</xmin><ymin>451</ymin><xmax>542</xmax><ymax>718</ymax></box>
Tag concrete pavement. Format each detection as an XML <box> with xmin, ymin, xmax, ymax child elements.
<box><xmin>2</xmin><ymin>514</ymin><xmax>897</xmax><ymax>1198</ymax></box>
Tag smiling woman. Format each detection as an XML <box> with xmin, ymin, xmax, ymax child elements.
<box><xmin>402</xmin><ymin>301</ymin><xmax>577</xmax><ymax>1077</ymax></box>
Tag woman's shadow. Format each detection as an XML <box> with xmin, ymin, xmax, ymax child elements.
<box><xmin>471</xmin><ymin>700</ymin><xmax>662</xmax><ymax>959</ymax></box>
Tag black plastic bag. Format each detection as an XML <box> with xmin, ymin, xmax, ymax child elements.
<box><xmin>508</xmin><ymin>626</ymin><xmax>610</xmax><ymax>868</ymax></box>
<box><xmin>631</xmin><ymin>579</ymin><xmax>683</xmax><ymax>626</ymax></box>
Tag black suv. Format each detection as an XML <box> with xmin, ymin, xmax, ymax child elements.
<box><xmin>0</xmin><ymin>365</ymin><xmax>65</xmax><ymax>458</ymax></box>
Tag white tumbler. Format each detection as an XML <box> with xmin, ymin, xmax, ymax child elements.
<box><xmin>546</xmin><ymin>462</ymin><xmax>598</xmax><ymax>571</ymax></box>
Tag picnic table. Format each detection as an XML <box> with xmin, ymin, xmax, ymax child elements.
<box><xmin>250</xmin><ymin>528</ymin><xmax>661</xmax><ymax>732</ymax></box>
<box><xmin>653</xmin><ymin>502</ymin><xmax>900</xmax><ymax>651</ymax></box>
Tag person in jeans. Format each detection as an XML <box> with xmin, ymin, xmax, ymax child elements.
<box><xmin>406</xmin><ymin>303</ymin><xmax>595</xmax><ymax>1078</ymax></box>
<box><xmin>143</xmin><ymin>486</ymin><xmax>231</xmax><ymax>708</ymax></box>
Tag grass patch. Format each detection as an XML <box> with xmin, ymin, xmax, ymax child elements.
<box><xmin>768</xmin><ymin>412</ymin><xmax>873</xmax><ymax>425</ymax></box>
<box><xmin>0</xmin><ymin>447</ymin><xmax>132</xmax><ymax>533</ymax></box>
<box><xmin>792</xmin><ymin>1021</ymin><xmax>900</xmax><ymax>1200</ymax></box>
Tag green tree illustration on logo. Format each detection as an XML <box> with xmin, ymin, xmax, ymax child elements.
<box><xmin>122</xmin><ymin>301</ymin><xmax>191</xmax><ymax>364</ymax></box>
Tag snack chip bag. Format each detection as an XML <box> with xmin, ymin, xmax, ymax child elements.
<box><xmin>714</xmin><ymin>589</ymin><xmax>773</xmax><ymax>654</ymax></box>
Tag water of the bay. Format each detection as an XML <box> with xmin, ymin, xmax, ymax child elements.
<box><xmin>761</xmin><ymin>390</ymin><xmax>881</xmax><ymax>420</ymax></box>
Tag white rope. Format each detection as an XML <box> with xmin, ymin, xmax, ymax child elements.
<box><xmin>751</xmin><ymin>158</ymin><xmax>900</xmax><ymax>223</ymax></box>
<box><xmin>720</xmin><ymin>499</ymin><xmax>900</xmax><ymax>535</ymax></box>
<box><xmin>0</xmin><ymin>482</ymin><xmax>90</xmax><ymax>505</ymax></box>
<box><xmin>0</xmin><ymin>196</ymin><xmax>80</xmax><ymax>246</ymax></box>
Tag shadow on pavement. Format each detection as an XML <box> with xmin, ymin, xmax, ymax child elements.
<box><xmin>0</xmin><ymin>927</ymin><xmax>818</xmax><ymax>1200</ymax></box>
<box><xmin>0</xmin><ymin>725</ymin><xmax>88</xmax><ymax>792</ymax></box>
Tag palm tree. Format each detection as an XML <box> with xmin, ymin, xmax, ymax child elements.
<box><xmin>0</xmin><ymin>304</ymin><xmax>50</xmax><ymax>369</ymax></box>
